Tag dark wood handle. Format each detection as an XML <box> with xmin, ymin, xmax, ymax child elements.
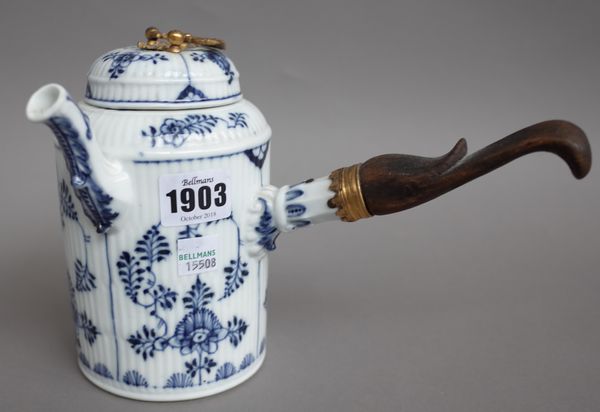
<box><xmin>357</xmin><ymin>120</ymin><xmax>592</xmax><ymax>216</ymax></box>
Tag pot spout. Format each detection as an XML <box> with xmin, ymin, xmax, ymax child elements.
<box><xmin>27</xmin><ymin>83</ymin><xmax>132</xmax><ymax>233</ymax></box>
<box><xmin>244</xmin><ymin>120</ymin><xmax>591</xmax><ymax>258</ymax></box>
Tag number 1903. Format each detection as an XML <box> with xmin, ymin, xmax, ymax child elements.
<box><xmin>166</xmin><ymin>183</ymin><xmax>227</xmax><ymax>214</ymax></box>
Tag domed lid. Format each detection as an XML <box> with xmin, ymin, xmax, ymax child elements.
<box><xmin>85</xmin><ymin>27</ymin><xmax>241</xmax><ymax>109</ymax></box>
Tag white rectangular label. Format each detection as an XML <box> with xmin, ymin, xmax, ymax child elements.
<box><xmin>177</xmin><ymin>235</ymin><xmax>219</xmax><ymax>276</ymax></box>
<box><xmin>159</xmin><ymin>169</ymin><xmax>231</xmax><ymax>227</ymax></box>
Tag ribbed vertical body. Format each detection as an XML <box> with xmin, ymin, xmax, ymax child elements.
<box><xmin>57</xmin><ymin>99</ymin><xmax>271</xmax><ymax>400</ymax></box>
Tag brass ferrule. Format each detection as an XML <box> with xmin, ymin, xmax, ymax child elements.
<box><xmin>328</xmin><ymin>163</ymin><xmax>372</xmax><ymax>222</ymax></box>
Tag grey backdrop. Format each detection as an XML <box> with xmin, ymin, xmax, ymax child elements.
<box><xmin>1</xmin><ymin>1</ymin><xmax>599</xmax><ymax>411</ymax></box>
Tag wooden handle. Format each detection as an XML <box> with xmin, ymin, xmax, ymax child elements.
<box><xmin>329</xmin><ymin>120</ymin><xmax>592</xmax><ymax>220</ymax></box>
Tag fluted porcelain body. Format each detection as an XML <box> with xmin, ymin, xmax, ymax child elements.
<box><xmin>55</xmin><ymin>99</ymin><xmax>271</xmax><ymax>400</ymax></box>
<box><xmin>27</xmin><ymin>44</ymin><xmax>339</xmax><ymax>401</ymax></box>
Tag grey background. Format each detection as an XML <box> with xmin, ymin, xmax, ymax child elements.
<box><xmin>1</xmin><ymin>0</ymin><xmax>599</xmax><ymax>411</ymax></box>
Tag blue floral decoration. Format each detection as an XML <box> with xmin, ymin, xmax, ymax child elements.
<box><xmin>221</xmin><ymin>260</ymin><xmax>250</xmax><ymax>300</ymax></box>
<box><xmin>239</xmin><ymin>353</ymin><xmax>255</xmax><ymax>370</ymax></box>
<box><xmin>74</xmin><ymin>258</ymin><xmax>96</xmax><ymax>292</ymax></box>
<box><xmin>122</xmin><ymin>370</ymin><xmax>149</xmax><ymax>387</ymax></box>
<box><xmin>244</xmin><ymin>142</ymin><xmax>269</xmax><ymax>170</ymax></box>
<box><xmin>118</xmin><ymin>224</ymin><xmax>249</xmax><ymax>387</ymax></box>
<box><xmin>93</xmin><ymin>363</ymin><xmax>114</xmax><ymax>379</ymax></box>
<box><xmin>176</xmin><ymin>85</ymin><xmax>207</xmax><ymax>101</ymax></box>
<box><xmin>102</xmin><ymin>50</ymin><xmax>169</xmax><ymax>80</ymax></box>
<box><xmin>49</xmin><ymin>117</ymin><xmax>118</xmax><ymax>233</ymax></box>
<box><xmin>59</xmin><ymin>179</ymin><xmax>97</xmax><ymax>293</ymax></box>
<box><xmin>141</xmin><ymin>113</ymin><xmax>248</xmax><ymax>148</ymax></box>
<box><xmin>191</xmin><ymin>50</ymin><xmax>235</xmax><ymax>84</ymax></box>
<box><xmin>215</xmin><ymin>363</ymin><xmax>237</xmax><ymax>381</ymax></box>
<box><xmin>178</xmin><ymin>218</ymin><xmax>250</xmax><ymax>300</ymax></box>
<box><xmin>178</xmin><ymin>224</ymin><xmax>204</xmax><ymax>239</ymax></box>
<box><xmin>171</xmin><ymin>309</ymin><xmax>229</xmax><ymax>355</ymax></box>
<box><xmin>61</xmin><ymin>178</ymin><xmax>108</xmax><ymax>375</ymax></box>
<box><xmin>255</xmin><ymin>198</ymin><xmax>279</xmax><ymax>252</ymax></box>
<box><xmin>59</xmin><ymin>180</ymin><xmax>77</xmax><ymax>225</ymax></box>
<box><xmin>68</xmin><ymin>269</ymin><xmax>100</xmax><ymax>349</ymax></box>
<box><xmin>164</xmin><ymin>373</ymin><xmax>194</xmax><ymax>389</ymax></box>
<box><xmin>77</xmin><ymin>311</ymin><xmax>100</xmax><ymax>345</ymax></box>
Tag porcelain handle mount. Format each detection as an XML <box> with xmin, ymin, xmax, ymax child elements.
<box><xmin>330</xmin><ymin>120</ymin><xmax>592</xmax><ymax>221</ymax></box>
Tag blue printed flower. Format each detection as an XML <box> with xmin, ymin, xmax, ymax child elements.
<box><xmin>158</xmin><ymin>118</ymin><xmax>190</xmax><ymax>147</ymax></box>
<box><xmin>102</xmin><ymin>50</ymin><xmax>169</xmax><ymax>79</ymax></box>
<box><xmin>112</xmin><ymin>52</ymin><xmax>138</xmax><ymax>67</ymax></box>
<box><xmin>171</xmin><ymin>308</ymin><xmax>228</xmax><ymax>355</ymax></box>
<box><xmin>141</xmin><ymin>113</ymin><xmax>247</xmax><ymax>148</ymax></box>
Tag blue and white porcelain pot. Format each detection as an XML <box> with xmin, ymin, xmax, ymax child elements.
<box><xmin>26</xmin><ymin>28</ymin><xmax>592</xmax><ymax>401</ymax></box>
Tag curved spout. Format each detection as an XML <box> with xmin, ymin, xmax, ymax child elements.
<box><xmin>244</xmin><ymin>120</ymin><xmax>591</xmax><ymax>258</ymax></box>
<box><xmin>358</xmin><ymin>120</ymin><xmax>592</xmax><ymax>215</ymax></box>
<box><xmin>27</xmin><ymin>84</ymin><xmax>131</xmax><ymax>233</ymax></box>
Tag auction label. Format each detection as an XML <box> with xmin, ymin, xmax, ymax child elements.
<box><xmin>159</xmin><ymin>169</ymin><xmax>231</xmax><ymax>227</ymax></box>
<box><xmin>177</xmin><ymin>235</ymin><xmax>219</xmax><ymax>276</ymax></box>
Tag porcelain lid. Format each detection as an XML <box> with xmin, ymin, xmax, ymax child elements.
<box><xmin>85</xmin><ymin>46</ymin><xmax>241</xmax><ymax>109</ymax></box>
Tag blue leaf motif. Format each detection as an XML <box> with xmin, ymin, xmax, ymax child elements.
<box><xmin>102</xmin><ymin>50</ymin><xmax>169</xmax><ymax>79</ymax></box>
<box><xmin>182</xmin><ymin>277</ymin><xmax>214</xmax><ymax>312</ymax></box>
<box><xmin>164</xmin><ymin>373</ymin><xmax>194</xmax><ymax>388</ymax></box>
<box><xmin>227</xmin><ymin>316</ymin><xmax>248</xmax><ymax>347</ymax></box>
<box><xmin>227</xmin><ymin>112</ymin><xmax>247</xmax><ymax>128</ymax></box>
<box><xmin>185</xmin><ymin>356</ymin><xmax>217</xmax><ymax>378</ymax></box>
<box><xmin>239</xmin><ymin>353</ymin><xmax>255</xmax><ymax>370</ymax></box>
<box><xmin>116</xmin><ymin>251</ymin><xmax>146</xmax><ymax>303</ymax></box>
<box><xmin>77</xmin><ymin>312</ymin><xmax>99</xmax><ymax>345</ymax></box>
<box><xmin>128</xmin><ymin>325</ymin><xmax>168</xmax><ymax>361</ymax></box>
<box><xmin>59</xmin><ymin>180</ymin><xmax>78</xmax><ymax>223</ymax></box>
<box><xmin>221</xmin><ymin>259</ymin><xmax>250</xmax><ymax>299</ymax></box>
<box><xmin>134</xmin><ymin>224</ymin><xmax>171</xmax><ymax>264</ymax></box>
<box><xmin>191</xmin><ymin>49</ymin><xmax>235</xmax><ymax>84</ymax></box>
<box><xmin>215</xmin><ymin>363</ymin><xmax>237</xmax><ymax>381</ymax></box>
<box><xmin>93</xmin><ymin>363</ymin><xmax>113</xmax><ymax>379</ymax></box>
<box><xmin>74</xmin><ymin>259</ymin><xmax>96</xmax><ymax>292</ymax></box>
<box><xmin>255</xmin><ymin>198</ymin><xmax>279</xmax><ymax>252</ymax></box>
<box><xmin>141</xmin><ymin>114</ymin><xmax>247</xmax><ymax>148</ymax></box>
<box><xmin>68</xmin><ymin>273</ymin><xmax>101</xmax><ymax>349</ymax></box>
<box><xmin>48</xmin><ymin>117</ymin><xmax>90</xmax><ymax>184</ymax></box>
<box><xmin>151</xmin><ymin>284</ymin><xmax>177</xmax><ymax>310</ymax></box>
<box><xmin>122</xmin><ymin>370</ymin><xmax>149</xmax><ymax>387</ymax></box>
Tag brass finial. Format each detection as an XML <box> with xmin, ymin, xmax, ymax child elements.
<box><xmin>137</xmin><ymin>26</ymin><xmax>226</xmax><ymax>53</ymax></box>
